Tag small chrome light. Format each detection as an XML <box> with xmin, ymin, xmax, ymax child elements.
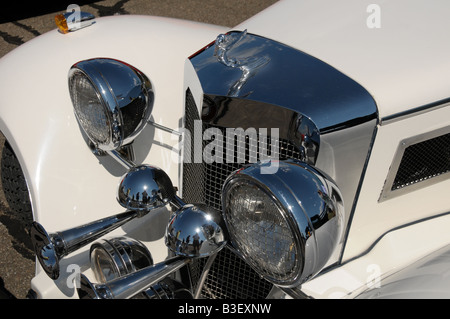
<box><xmin>55</xmin><ymin>10</ymin><xmax>95</xmax><ymax>34</ymax></box>
<box><xmin>166</xmin><ymin>203</ymin><xmax>226</xmax><ymax>258</ymax></box>
<box><xmin>117</xmin><ymin>164</ymin><xmax>176</xmax><ymax>212</ymax></box>
<box><xmin>90</xmin><ymin>237</ymin><xmax>153</xmax><ymax>283</ymax></box>
<box><xmin>69</xmin><ymin>58</ymin><xmax>154</xmax><ymax>152</ymax></box>
<box><xmin>222</xmin><ymin>159</ymin><xmax>344</xmax><ymax>287</ymax></box>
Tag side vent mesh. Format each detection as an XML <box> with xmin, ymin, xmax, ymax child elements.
<box><xmin>392</xmin><ymin>132</ymin><xmax>450</xmax><ymax>190</ymax></box>
<box><xmin>381</xmin><ymin>127</ymin><xmax>450</xmax><ymax>202</ymax></box>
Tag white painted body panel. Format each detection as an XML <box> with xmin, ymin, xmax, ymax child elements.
<box><xmin>238</xmin><ymin>0</ymin><xmax>450</xmax><ymax>120</ymax></box>
<box><xmin>344</xmin><ymin>103</ymin><xmax>450</xmax><ymax>260</ymax></box>
<box><xmin>302</xmin><ymin>213</ymin><xmax>450</xmax><ymax>298</ymax></box>
<box><xmin>0</xmin><ymin>15</ymin><xmax>226</xmax><ymax>298</ymax></box>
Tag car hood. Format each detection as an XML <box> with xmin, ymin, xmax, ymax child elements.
<box><xmin>237</xmin><ymin>0</ymin><xmax>450</xmax><ymax>121</ymax></box>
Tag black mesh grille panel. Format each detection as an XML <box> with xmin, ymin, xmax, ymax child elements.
<box><xmin>203</xmin><ymin>132</ymin><xmax>302</xmax><ymax>211</ymax></box>
<box><xmin>182</xmin><ymin>89</ymin><xmax>205</xmax><ymax>204</ymax></box>
<box><xmin>121</xmin><ymin>96</ymin><xmax>147</xmax><ymax>138</ymax></box>
<box><xmin>190</xmin><ymin>247</ymin><xmax>274</xmax><ymax>299</ymax></box>
<box><xmin>392</xmin><ymin>132</ymin><xmax>450</xmax><ymax>190</ymax></box>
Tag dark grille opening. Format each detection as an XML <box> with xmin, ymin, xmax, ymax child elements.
<box><xmin>121</xmin><ymin>96</ymin><xmax>147</xmax><ymax>138</ymax></box>
<box><xmin>203</xmin><ymin>131</ymin><xmax>302</xmax><ymax>211</ymax></box>
<box><xmin>182</xmin><ymin>89</ymin><xmax>205</xmax><ymax>204</ymax></box>
<box><xmin>182</xmin><ymin>89</ymin><xmax>304</xmax><ymax>298</ymax></box>
<box><xmin>392</xmin><ymin>132</ymin><xmax>450</xmax><ymax>190</ymax></box>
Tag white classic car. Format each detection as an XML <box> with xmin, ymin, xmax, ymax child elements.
<box><xmin>1</xmin><ymin>0</ymin><xmax>450</xmax><ymax>299</ymax></box>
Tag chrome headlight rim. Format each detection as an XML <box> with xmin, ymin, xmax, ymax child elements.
<box><xmin>69</xmin><ymin>58</ymin><xmax>154</xmax><ymax>152</ymax></box>
<box><xmin>69</xmin><ymin>66</ymin><xmax>114</xmax><ymax>148</ymax></box>
<box><xmin>222</xmin><ymin>174</ymin><xmax>305</xmax><ymax>286</ymax></box>
<box><xmin>222</xmin><ymin>159</ymin><xmax>344</xmax><ymax>288</ymax></box>
<box><xmin>90</xmin><ymin>236</ymin><xmax>153</xmax><ymax>283</ymax></box>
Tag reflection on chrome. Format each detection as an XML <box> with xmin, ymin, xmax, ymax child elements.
<box><xmin>117</xmin><ymin>164</ymin><xmax>175</xmax><ymax>213</ymax></box>
<box><xmin>166</xmin><ymin>204</ymin><xmax>226</xmax><ymax>258</ymax></box>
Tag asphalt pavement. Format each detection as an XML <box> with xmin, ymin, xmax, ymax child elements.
<box><xmin>0</xmin><ymin>0</ymin><xmax>278</xmax><ymax>298</ymax></box>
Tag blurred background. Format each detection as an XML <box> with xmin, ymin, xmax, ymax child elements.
<box><xmin>0</xmin><ymin>0</ymin><xmax>278</xmax><ymax>298</ymax></box>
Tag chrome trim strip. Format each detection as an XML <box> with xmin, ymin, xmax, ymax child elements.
<box><xmin>339</xmin><ymin>124</ymin><xmax>378</xmax><ymax>263</ymax></box>
<box><xmin>381</xmin><ymin>99</ymin><xmax>450</xmax><ymax>125</ymax></box>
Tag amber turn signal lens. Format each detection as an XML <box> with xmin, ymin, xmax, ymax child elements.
<box><xmin>55</xmin><ymin>14</ymin><xmax>69</xmax><ymax>34</ymax></box>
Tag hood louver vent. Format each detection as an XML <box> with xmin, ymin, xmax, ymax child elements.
<box><xmin>380</xmin><ymin>127</ymin><xmax>450</xmax><ymax>201</ymax></box>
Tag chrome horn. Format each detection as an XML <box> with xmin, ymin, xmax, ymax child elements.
<box><xmin>30</xmin><ymin>164</ymin><xmax>176</xmax><ymax>280</ymax></box>
<box><xmin>77</xmin><ymin>204</ymin><xmax>227</xmax><ymax>299</ymax></box>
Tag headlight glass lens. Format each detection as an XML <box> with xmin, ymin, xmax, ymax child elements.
<box><xmin>69</xmin><ymin>70</ymin><xmax>111</xmax><ymax>145</ymax></box>
<box><xmin>224</xmin><ymin>180</ymin><xmax>300</xmax><ymax>283</ymax></box>
<box><xmin>91</xmin><ymin>246</ymin><xmax>120</xmax><ymax>283</ymax></box>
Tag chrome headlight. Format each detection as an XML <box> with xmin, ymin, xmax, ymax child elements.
<box><xmin>222</xmin><ymin>159</ymin><xmax>344</xmax><ymax>287</ymax></box>
<box><xmin>69</xmin><ymin>58</ymin><xmax>154</xmax><ymax>151</ymax></box>
<box><xmin>90</xmin><ymin>237</ymin><xmax>153</xmax><ymax>283</ymax></box>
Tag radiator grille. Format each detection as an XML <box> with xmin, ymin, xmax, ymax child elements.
<box><xmin>182</xmin><ymin>89</ymin><xmax>303</xmax><ymax>298</ymax></box>
<box><xmin>189</xmin><ymin>246</ymin><xmax>274</xmax><ymax>299</ymax></box>
<box><xmin>182</xmin><ymin>89</ymin><xmax>205</xmax><ymax>204</ymax></box>
<box><xmin>203</xmin><ymin>130</ymin><xmax>302</xmax><ymax>211</ymax></box>
<box><xmin>392</xmin><ymin>132</ymin><xmax>450</xmax><ymax>190</ymax></box>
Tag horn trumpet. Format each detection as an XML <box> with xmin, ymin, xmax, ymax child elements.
<box><xmin>77</xmin><ymin>203</ymin><xmax>227</xmax><ymax>299</ymax></box>
<box><xmin>30</xmin><ymin>164</ymin><xmax>177</xmax><ymax>279</ymax></box>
